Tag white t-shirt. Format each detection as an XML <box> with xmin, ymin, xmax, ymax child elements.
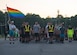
<box><xmin>9</xmin><ymin>24</ymin><xmax>16</xmax><ymax>30</ymax></box>
<box><xmin>45</xmin><ymin>25</ymin><xmax>49</xmax><ymax>38</ymax></box>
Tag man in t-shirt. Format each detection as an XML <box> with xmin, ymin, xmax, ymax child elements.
<box><xmin>20</xmin><ymin>22</ymin><xmax>25</xmax><ymax>43</ymax></box>
<box><xmin>8</xmin><ymin>21</ymin><xmax>16</xmax><ymax>44</ymax></box>
<box><xmin>33</xmin><ymin>22</ymin><xmax>41</xmax><ymax>42</ymax></box>
<box><xmin>60</xmin><ymin>23</ymin><xmax>65</xmax><ymax>43</ymax></box>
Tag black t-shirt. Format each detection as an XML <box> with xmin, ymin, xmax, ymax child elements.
<box><xmin>60</xmin><ymin>27</ymin><xmax>65</xmax><ymax>34</ymax></box>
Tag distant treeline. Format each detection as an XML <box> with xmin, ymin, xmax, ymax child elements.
<box><xmin>0</xmin><ymin>10</ymin><xmax>77</xmax><ymax>29</ymax></box>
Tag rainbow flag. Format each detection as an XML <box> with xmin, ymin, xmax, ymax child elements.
<box><xmin>7</xmin><ymin>7</ymin><xmax>25</xmax><ymax>18</ymax></box>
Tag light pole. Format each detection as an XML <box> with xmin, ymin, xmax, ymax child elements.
<box><xmin>57</xmin><ymin>10</ymin><xmax>60</xmax><ymax>24</ymax></box>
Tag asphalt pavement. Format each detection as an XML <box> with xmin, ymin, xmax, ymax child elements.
<box><xmin>0</xmin><ymin>38</ymin><xmax>77</xmax><ymax>55</ymax></box>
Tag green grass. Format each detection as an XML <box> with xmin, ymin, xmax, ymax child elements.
<box><xmin>0</xmin><ymin>35</ymin><xmax>3</xmax><ymax>38</ymax></box>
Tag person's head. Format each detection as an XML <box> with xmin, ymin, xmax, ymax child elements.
<box><xmin>35</xmin><ymin>22</ymin><xmax>38</xmax><ymax>25</ymax></box>
<box><xmin>26</xmin><ymin>22</ymin><xmax>29</xmax><ymax>25</ymax></box>
<box><xmin>10</xmin><ymin>21</ymin><xmax>14</xmax><ymax>24</ymax></box>
<box><xmin>47</xmin><ymin>22</ymin><xmax>52</xmax><ymax>25</ymax></box>
<box><xmin>62</xmin><ymin>22</ymin><xmax>64</xmax><ymax>26</ymax></box>
<box><xmin>68</xmin><ymin>25</ymin><xmax>72</xmax><ymax>29</ymax></box>
<box><xmin>11</xmin><ymin>21</ymin><xmax>14</xmax><ymax>23</ymax></box>
<box><xmin>22</xmin><ymin>22</ymin><xmax>25</xmax><ymax>26</ymax></box>
<box><xmin>61</xmin><ymin>24</ymin><xmax>64</xmax><ymax>27</ymax></box>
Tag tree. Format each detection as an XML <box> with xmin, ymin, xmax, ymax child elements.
<box><xmin>0</xmin><ymin>11</ymin><xmax>5</xmax><ymax>24</ymax></box>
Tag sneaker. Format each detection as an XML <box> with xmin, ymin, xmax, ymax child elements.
<box><xmin>10</xmin><ymin>42</ymin><xmax>11</xmax><ymax>44</ymax></box>
<box><xmin>13</xmin><ymin>42</ymin><xmax>14</xmax><ymax>44</ymax></box>
<box><xmin>47</xmin><ymin>40</ymin><xmax>49</xmax><ymax>44</ymax></box>
<box><xmin>49</xmin><ymin>41</ymin><xmax>53</xmax><ymax>44</ymax></box>
<box><xmin>69</xmin><ymin>40</ymin><xmax>72</xmax><ymax>42</ymax></box>
<box><xmin>62</xmin><ymin>41</ymin><xmax>64</xmax><ymax>44</ymax></box>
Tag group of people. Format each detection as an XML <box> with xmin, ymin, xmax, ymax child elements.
<box><xmin>20</xmin><ymin>22</ymin><xmax>41</xmax><ymax>43</ymax></box>
<box><xmin>7</xmin><ymin>20</ymin><xmax>77</xmax><ymax>44</ymax></box>
<box><xmin>19</xmin><ymin>21</ymin><xmax>76</xmax><ymax>44</ymax></box>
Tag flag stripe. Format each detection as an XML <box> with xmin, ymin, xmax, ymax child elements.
<box><xmin>7</xmin><ymin>7</ymin><xmax>25</xmax><ymax>18</ymax></box>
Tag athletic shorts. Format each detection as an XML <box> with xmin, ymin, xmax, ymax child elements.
<box><xmin>9</xmin><ymin>30</ymin><xmax>14</xmax><ymax>37</ymax></box>
<box><xmin>60</xmin><ymin>34</ymin><xmax>65</xmax><ymax>38</ymax></box>
<box><xmin>34</xmin><ymin>33</ymin><xmax>39</xmax><ymax>37</ymax></box>
<box><xmin>25</xmin><ymin>32</ymin><xmax>30</xmax><ymax>37</ymax></box>
<box><xmin>49</xmin><ymin>32</ymin><xmax>53</xmax><ymax>37</ymax></box>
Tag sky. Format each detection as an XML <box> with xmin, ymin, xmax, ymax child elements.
<box><xmin>0</xmin><ymin>0</ymin><xmax>77</xmax><ymax>18</ymax></box>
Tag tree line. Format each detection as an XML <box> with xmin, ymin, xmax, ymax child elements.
<box><xmin>0</xmin><ymin>10</ymin><xmax>77</xmax><ymax>30</ymax></box>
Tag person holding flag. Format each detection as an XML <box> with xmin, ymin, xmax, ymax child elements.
<box><xmin>8</xmin><ymin>21</ymin><xmax>16</xmax><ymax>44</ymax></box>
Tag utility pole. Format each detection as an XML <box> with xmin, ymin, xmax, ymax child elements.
<box><xmin>56</xmin><ymin>10</ymin><xmax>60</xmax><ymax>24</ymax></box>
<box><xmin>57</xmin><ymin>10</ymin><xmax>60</xmax><ymax>17</ymax></box>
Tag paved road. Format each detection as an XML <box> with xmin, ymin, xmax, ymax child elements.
<box><xmin>0</xmin><ymin>38</ymin><xmax>77</xmax><ymax>55</ymax></box>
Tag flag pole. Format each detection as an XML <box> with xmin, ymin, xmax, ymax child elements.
<box><xmin>6</xmin><ymin>4</ymin><xmax>11</xmax><ymax>23</ymax></box>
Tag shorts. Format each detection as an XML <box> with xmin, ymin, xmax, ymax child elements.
<box><xmin>60</xmin><ymin>34</ymin><xmax>65</xmax><ymax>38</ymax></box>
<box><xmin>20</xmin><ymin>34</ymin><xmax>25</xmax><ymax>38</ymax></box>
<box><xmin>34</xmin><ymin>33</ymin><xmax>39</xmax><ymax>37</ymax></box>
<box><xmin>9</xmin><ymin>30</ymin><xmax>14</xmax><ymax>37</ymax></box>
<box><xmin>25</xmin><ymin>32</ymin><xmax>30</xmax><ymax>38</ymax></box>
<box><xmin>49</xmin><ymin>32</ymin><xmax>53</xmax><ymax>37</ymax></box>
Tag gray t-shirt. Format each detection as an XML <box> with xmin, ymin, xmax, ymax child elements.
<box><xmin>33</xmin><ymin>24</ymin><xmax>41</xmax><ymax>33</ymax></box>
